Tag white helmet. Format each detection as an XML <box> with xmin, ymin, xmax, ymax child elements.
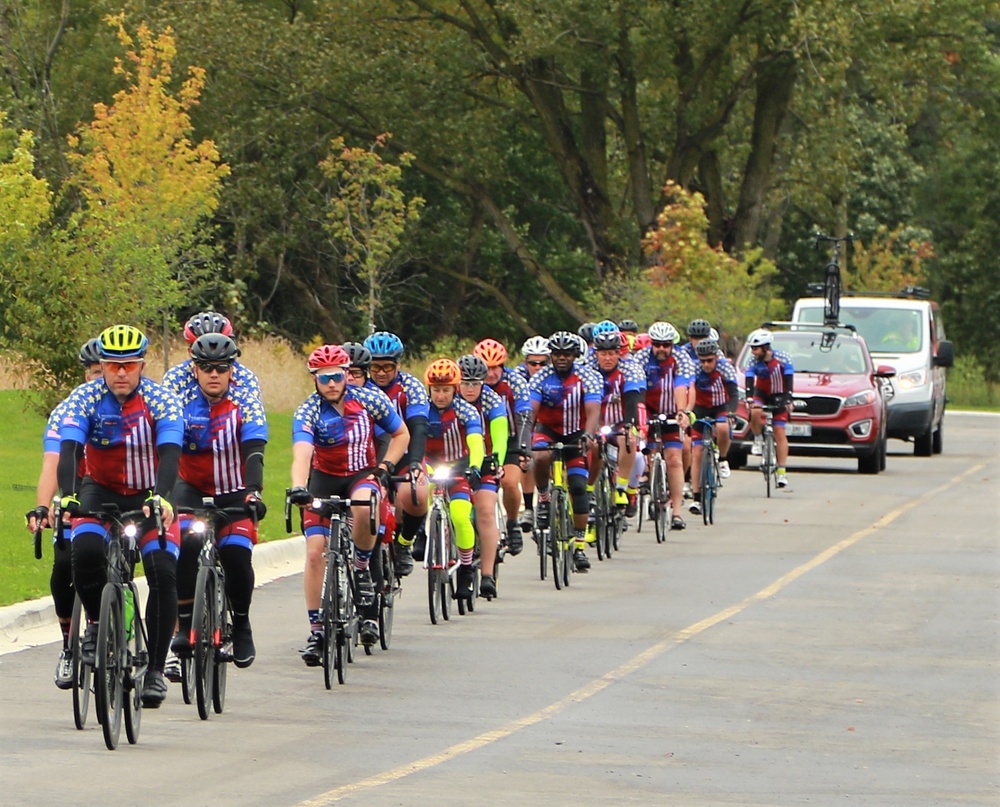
<box><xmin>648</xmin><ymin>321</ymin><xmax>679</xmax><ymax>343</ymax></box>
<box><xmin>575</xmin><ymin>334</ymin><xmax>589</xmax><ymax>355</ymax></box>
<box><xmin>521</xmin><ymin>335</ymin><xmax>551</xmax><ymax>356</ymax></box>
<box><xmin>709</xmin><ymin>327</ymin><xmax>720</xmax><ymax>342</ymax></box>
<box><xmin>747</xmin><ymin>328</ymin><xmax>773</xmax><ymax>348</ymax></box>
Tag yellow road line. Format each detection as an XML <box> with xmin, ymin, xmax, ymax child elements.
<box><xmin>298</xmin><ymin>461</ymin><xmax>986</xmax><ymax>806</ymax></box>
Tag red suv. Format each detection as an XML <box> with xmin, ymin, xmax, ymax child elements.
<box><xmin>729</xmin><ymin>326</ymin><xmax>896</xmax><ymax>474</ymax></box>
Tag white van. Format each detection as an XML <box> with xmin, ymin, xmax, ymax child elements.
<box><xmin>791</xmin><ymin>291</ymin><xmax>954</xmax><ymax>456</ymax></box>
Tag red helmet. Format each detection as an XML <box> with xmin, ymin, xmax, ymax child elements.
<box><xmin>634</xmin><ymin>333</ymin><xmax>652</xmax><ymax>350</ymax></box>
<box><xmin>424</xmin><ymin>358</ymin><xmax>461</xmax><ymax>386</ymax></box>
<box><xmin>473</xmin><ymin>338</ymin><xmax>507</xmax><ymax>367</ymax></box>
<box><xmin>307</xmin><ymin>344</ymin><xmax>350</xmax><ymax>372</ymax></box>
<box><xmin>183</xmin><ymin>311</ymin><xmax>233</xmax><ymax>345</ymax></box>
<box><xmin>619</xmin><ymin>331</ymin><xmax>630</xmax><ymax>357</ymax></box>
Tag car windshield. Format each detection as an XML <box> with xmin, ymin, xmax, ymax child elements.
<box><xmin>763</xmin><ymin>333</ymin><xmax>869</xmax><ymax>374</ymax></box>
<box><xmin>797</xmin><ymin>306</ymin><xmax>923</xmax><ymax>353</ymax></box>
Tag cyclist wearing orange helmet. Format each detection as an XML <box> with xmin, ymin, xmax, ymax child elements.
<box><xmin>473</xmin><ymin>338</ymin><xmax>531</xmax><ymax>555</ymax></box>
<box><xmin>423</xmin><ymin>358</ymin><xmax>485</xmax><ymax>600</ymax></box>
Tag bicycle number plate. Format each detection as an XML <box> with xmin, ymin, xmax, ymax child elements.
<box><xmin>786</xmin><ymin>422</ymin><xmax>812</xmax><ymax>437</ymax></box>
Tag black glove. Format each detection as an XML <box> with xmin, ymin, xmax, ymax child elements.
<box><xmin>288</xmin><ymin>486</ymin><xmax>312</xmax><ymax>506</ymax></box>
<box><xmin>60</xmin><ymin>495</ymin><xmax>81</xmax><ymax>518</ymax></box>
<box><xmin>245</xmin><ymin>491</ymin><xmax>267</xmax><ymax>521</ymax></box>
<box><xmin>466</xmin><ymin>466</ymin><xmax>482</xmax><ymax>492</ymax></box>
<box><xmin>26</xmin><ymin>505</ymin><xmax>50</xmax><ymax>530</ymax></box>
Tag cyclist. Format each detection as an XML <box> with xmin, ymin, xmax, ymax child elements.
<box><xmin>26</xmin><ymin>338</ymin><xmax>103</xmax><ymax>689</ymax></box>
<box><xmin>688</xmin><ymin>339</ymin><xmax>739</xmax><ymax>515</ymax></box>
<box><xmin>362</xmin><ymin>331</ymin><xmax>429</xmax><ymax>576</ymax></box>
<box><xmin>163</xmin><ymin>311</ymin><xmax>262</xmax><ymax>401</ymax></box>
<box><xmin>456</xmin><ymin>354</ymin><xmax>508</xmax><ymax>598</ymax></box>
<box><xmin>584</xmin><ymin>329</ymin><xmax>643</xmax><ymax>518</ymax></box>
<box><xmin>170</xmin><ymin>334</ymin><xmax>268</xmax><ymax>670</ymax></box>
<box><xmin>617</xmin><ymin>318</ymin><xmax>640</xmax><ymax>352</ymax></box>
<box><xmin>473</xmin><ymin>338</ymin><xmax>531</xmax><ymax>556</ymax></box>
<box><xmin>577</xmin><ymin>322</ymin><xmax>596</xmax><ymax>353</ymax></box>
<box><xmin>528</xmin><ymin>331</ymin><xmax>602</xmax><ymax>572</ymax></box>
<box><xmin>290</xmin><ymin>345</ymin><xmax>409</xmax><ymax>662</ymax></box>
<box><xmin>633</xmin><ymin>322</ymin><xmax>696</xmax><ymax>529</ymax></box>
<box><xmin>56</xmin><ymin>325</ymin><xmax>183</xmax><ymax>707</ymax></box>
<box><xmin>512</xmin><ymin>335</ymin><xmax>551</xmax><ymax>529</ymax></box>
<box><xmin>744</xmin><ymin>329</ymin><xmax>794</xmax><ymax>488</ymax></box>
<box><xmin>422</xmin><ymin>359</ymin><xmax>485</xmax><ymax>600</ymax></box>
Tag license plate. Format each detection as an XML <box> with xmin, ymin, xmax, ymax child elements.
<box><xmin>787</xmin><ymin>422</ymin><xmax>812</xmax><ymax>437</ymax></box>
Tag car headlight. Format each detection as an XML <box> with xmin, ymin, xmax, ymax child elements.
<box><xmin>844</xmin><ymin>389</ymin><xmax>876</xmax><ymax>407</ymax></box>
<box><xmin>896</xmin><ymin>369</ymin><xmax>926</xmax><ymax>390</ymax></box>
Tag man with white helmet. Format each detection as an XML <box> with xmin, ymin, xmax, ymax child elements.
<box><xmin>514</xmin><ymin>336</ymin><xmax>551</xmax><ymax>529</ymax></box>
<box><xmin>743</xmin><ymin>329</ymin><xmax>795</xmax><ymax>488</ymax></box>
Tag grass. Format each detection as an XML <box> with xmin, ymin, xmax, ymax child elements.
<box><xmin>0</xmin><ymin>389</ymin><xmax>294</xmax><ymax>607</ymax></box>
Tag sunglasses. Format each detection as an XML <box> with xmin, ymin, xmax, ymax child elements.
<box><xmin>347</xmin><ymin>368</ymin><xmax>367</xmax><ymax>379</ymax></box>
<box><xmin>526</xmin><ymin>360</ymin><xmax>548</xmax><ymax>367</ymax></box>
<box><xmin>369</xmin><ymin>362</ymin><xmax>397</xmax><ymax>374</ymax></box>
<box><xmin>460</xmin><ymin>379</ymin><xmax>483</xmax><ymax>387</ymax></box>
<box><xmin>651</xmin><ymin>341</ymin><xmax>673</xmax><ymax>348</ymax></box>
<box><xmin>315</xmin><ymin>370</ymin><xmax>347</xmax><ymax>384</ymax></box>
<box><xmin>102</xmin><ymin>360</ymin><xmax>142</xmax><ymax>372</ymax></box>
<box><xmin>195</xmin><ymin>361</ymin><xmax>233</xmax><ymax>374</ymax></box>
<box><xmin>699</xmin><ymin>357</ymin><xmax>717</xmax><ymax>364</ymax></box>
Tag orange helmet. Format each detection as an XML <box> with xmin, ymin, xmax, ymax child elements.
<box><xmin>473</xmin><ymin>338</ymin><xmax>507</xmax><ymax>367</ymax></box>
<box><xmin>424</xmin><ymin>358</ymin><xmax>462</xmax><ymax>386</ymax></box>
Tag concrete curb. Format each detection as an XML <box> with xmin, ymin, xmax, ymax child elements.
<box><xmin>0</xmin><ymin>535</ymin><xmax>304</xmax><ymax>657</ymax></box>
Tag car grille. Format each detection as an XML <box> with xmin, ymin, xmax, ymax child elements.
<box><xmin>795</xmin><ymin>396</ymin><xmax>842</xmax><ymax>416</ymax></box>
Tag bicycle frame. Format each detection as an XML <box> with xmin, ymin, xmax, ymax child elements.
<box><xmin>695</xmin><ymin>419</ymin><xmax>721</xmax><ymax>526</ymax></box>
<box><xmin>425</xmin><ymin>464</ymin><xmax>463</xmax><ymax>623</ymax></box>
<box><xmin>644</xmin><ymin>414</ymin><xmax>675</xmax><ymax>543</ymax></box>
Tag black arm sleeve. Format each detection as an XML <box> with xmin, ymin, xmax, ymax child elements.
<box><xmin>783</xmin><ymin>372</ymin><xmax>795</xmax><ymax>401</ymax></box>
<box><xmin>406</xmin><ymin>415</ymin><xmax>428</xmax><ymax>461</ymax></box>
<box><xmin>374</xmin><ymin>431</ymin><xmax>392</xmax><ymax>463</ymax></box>
<box><xmin>57</xmin><ymin>440</ymin><xmax>85</xmax><ymax>496</ymax></box>
<box><xmin>153</xmin><ymin>443</ymin><xmax>181</xmax><ymax>498</ymax></box>
<box><xmin>724</xmin><ymin>381</ymin><xmax>740</xmax><ymax>414</ymax></box>
<box><xmin>241</xmin><ymin>439</ymin><xmax>266</xmax><ymax>493</ymax></box>
<box><xmin>623</xmin><ymin>390</ymin><xmax>641</xmax><ymax>426</ymax></box>
<box><xmin>515</xmin><ymin>410</ymin><xmax>534</xmax><ymax>454</ymax></box>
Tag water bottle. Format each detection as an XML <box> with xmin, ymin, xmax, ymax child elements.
<box><xmin>124</xmin><ymin>587</ymin><xmax>135</xmax><ymax>640</ymax></box>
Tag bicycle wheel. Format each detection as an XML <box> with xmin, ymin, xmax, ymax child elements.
<box><xmin>701</xmin><ymin>449</ymin><xmax>717</xmax><ymax>526</ymax></box>
<box><xmin>180</xmin><ymin>651</ymin><xmax>195</xmax><ymax>705</ymax></box>
<box><xmin>70</xmin><ymin>595</ymin><xmax>91</xmax><ymax>730</ymax></box>
<box><xmin>193</xmin><ymin>566</ymin><xmax>216</xmax><ymax>717</ymax></box>
<box><xmin>96</xmin><ymin>584</ymin><xmax>124</xmax><ymax>750</ymax></box>
<box><xmin>378</xmin><ymin>544</ymin><xmax>395</xmax><ymax>651</ymax></box>
<box><xmin>763</xmin><ymin>430</ymin><xmax>776</xmax><ymax>498</ymax></box>
<box><xmin>594</xmin><ymin>472</ymin><xmax>608</xmax><ymax>561</ymax></box>
<box><xmin>212</xmin><ymin>581</ymin><xmax>230</xmax><ymax>713</ymax></box>
<box><xmin>538</xmin><ymin>520</ymin><xmax>548</xmax><ymax>582</ymax></box>
<box><xmin>427</xmin><ymin>511</ymin><xmax>443</xmax><ymax>625</ymax></box>
<box><xmin>550</xmin><ymin>493</ymin><xmax>564</xmax><ymax>591</ymax></box>
<box><xmin>824</xmin><ymin>263</ymin><xmax>841</xmax><ymax>325</ymax></box>
<box><xmin>123</xmin><ymin>582</ymin><xmax>144</xmax><ymax>745</ymax></box>
<box><xmin>651</xmin><ymin>457</ymin><xmax>668</xmax><ymax>544</ymax></box>
<box><xmin>321</xmin><ymin>551</ymin><xmax>338</xmax><ymax>689</ymax></box>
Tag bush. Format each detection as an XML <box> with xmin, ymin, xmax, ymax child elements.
<box><xmin>947</xmin><ymin>354</ymin><xmax>999</xmax><ymax>410</ymax></box>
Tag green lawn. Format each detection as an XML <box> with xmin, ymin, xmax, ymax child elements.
<box><xmin>0</xmin><ymin>390</ymin><xmax>294</xmax><ymax>607</ymax></box>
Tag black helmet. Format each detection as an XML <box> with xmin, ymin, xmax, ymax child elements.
<box><xmin>343</xmin><ymin>341</ymin><xmax>372</xmax><ymax>369</ymax></box>
<box><xmin>457</xmin><ymin>354</ymin><xmax>489</xmax><ymax>382</ymax></box>
<box><xmin>548</xmin><ymin>331</ymin><xmax>581</xmax><ymax>356</ymax></box>
<box><xmin>592</xmin><ymin>330</ymin><xmax>622</xmax><ymax>351</ymax></box>
<box><xmin>617</xmin><ymin>318</ymin><xmax>639</xmax><ymax>333</ymax></box>
<box><xmin>695</xmin><ymin>339</ymin><xmax>720</xmax><ymax>357</ymax></box>
<box><xmin>687</xmin><ymin>318</ymin><xmax>712</xmax><ymax>338</ymax></box>
<box><xmin>191</xmin><ymin>334</ymin><xmax>240</xmax><ymax>362</ymax></box>
<box><xmin>577</xmin><ymin>322</ymin><xmax>595</xmax><ymax>343</ymax></box>
<box><xmin>78</xmin><ymin>337</ymin><xmax>103</xmax><ymax>366</ymax></box>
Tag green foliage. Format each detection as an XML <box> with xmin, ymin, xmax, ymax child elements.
<box><xmin>947</xmin><ymin>355</ymin><xmax>999</xmax><ymax>409</ymax></box>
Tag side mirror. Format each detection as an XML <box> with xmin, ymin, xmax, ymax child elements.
<box><xmin>875</xmin><ymin>365</ymin><xmax>896</xmax><ymax>378</ymax></box>
<box><xmin>934</xmin><ymin>339</ymin><xmax>954</xmax><ymax>368</ymax></box>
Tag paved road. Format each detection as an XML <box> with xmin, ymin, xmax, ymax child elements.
<box><xmin>2</xmin><ymin>414</ymin><xmax>998</xmax><ymax>806</ymax></box>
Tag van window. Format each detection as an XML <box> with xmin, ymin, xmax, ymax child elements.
<box><xmin>797</xmin><ymin>306</ymin><xmax>923</xmax><ymax>353</ymax></box>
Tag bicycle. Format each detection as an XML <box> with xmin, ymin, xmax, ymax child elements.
<box><xmin>372</xmin><ymin>469</ymin><xmax>416</xmax><ymax>652</ymax></box>
<box><xmin>813</xmin><ymin>232</ymin><xmax>854</xmax><ymax>328</ymax></box>
<box><xmin>534</xmin><ymin>439</ymin><xmax>580</xmax><ymax>590</ymax></box>
<box><xmin>424</xmin><ymin>464</ymin><xmax>478</xmax><ymax>622</ymax></box>
<box><xmin>753</xmin><ymin>405</ymin><xmax>782</xmax><ymax>498</ymax></box>
<box><xmin>285</xmin><ymin>489</ymin><xmax>377</xmax><ymax>688</ymax></box>
<box><xmin>592</xmin><ymin>423</ymin><xmax>631</xmax><ymax>560</ymax></box>
<box><xmin>644</xmin><ymin>414</ymin><xmax>673</xmax><ymax>544</ymax></box>
<box><xmin>695</xmin><ymin>419</ymin><xmax>723</xmax><ymax>526</ymax></box>
<box><xmin>178</xmin><ymin>502</ymin><xmax>250</xmax><ymax>720</ymax></box>
<box><xmin>90</xmin><ymin>504</ymin><xmax>153</xmax><ymax>750</ymax></box>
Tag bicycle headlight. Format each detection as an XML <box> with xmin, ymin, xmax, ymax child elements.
<box><xmin>432</xmin><ymin>465</ymin><xmax>451</xmax><ymax>483</ymax></box>
<box><xmin>599</xmin><ymin>425</ymin><xmax>612</xmax><ymax>436</ymax></box>
<box><xmin>190</xmin><ymin>519</ymin><xmax>207</xmax><ymax>535</ymax></box>
<box><xmin>123</xmin><ymin>523</ymin><xmax>138</xmax><ymax>539</ymax></box>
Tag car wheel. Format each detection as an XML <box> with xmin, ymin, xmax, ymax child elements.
<box><xmin>914</xmin><ymin>428</ymin><xmax>932</xmax><ymax>457</ymax></box>
<box><xmin>932</xmin><ymin>421</ymin><xmax>943</xmax><ymax>455</ymax></box>
<box><xmin>858</xmin><ymin>446</ymin><xmax>881</xmax><ymax>475</ymax></box>
<box><xmin>879</xmin><ymin>435</ymin><xmax>887</xmax><ymax>471</ymax></box>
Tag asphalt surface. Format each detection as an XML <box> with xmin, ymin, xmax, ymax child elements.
<box><xmin>1</xmin><ymin>413</ymin><xmax>997</xmax><ymax>807</ymax></box>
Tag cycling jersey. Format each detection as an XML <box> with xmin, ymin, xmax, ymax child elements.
<box><xmin>512</xmin><ymin>362</ymin><xmax>530</xmax><ymax>383</ymax></box>
<box><xmin>425</xmin><ymin>397</ymin><xmax>483</xmax><ymax>465</ymax></box>
<box><xmin>744</xmin><ymin>349</ymin><xmax>795</xmax><ymax>398</ymax></box>
<box><xmin>372</xmin><ymin>370</ymin><xmax>430</xmax><ymax>421</ymax></box>
<box><xmin>692</xmin><ymin>357</ymin><xmax>739</xmax><ymax>410</ymax></box>
<box><xmin>528</xmin><ymin>362</ymin><xmax>602</xmax><ymax>436</ymax></box>
<box><xmin>487</xmin><ymin>368</ymin><xmax>531</xmax><ymax>433</ymax></box>
<box><xmin>177</xmin><ymin>382</ymin><xmax>269</xmax><ymax>495</ymax></box>
<box><xmin>59</xmin><ymin>378</ymin><xmax>184</xmax><ymax>495</ymax></box>
<box><xmin>293</xmin><ymin>386</ymin><xmax>402</xmax><ymax>476</ymax></box>
<box><xmin>634</xmin><ymin>346</ymin><xmax>697</xmax><ymax>416</ymax></box>
<box><xmin>163</xmin><ymin>358</ymin><xmax>262</xmax><ymax>400</ymax></box>
<box><xmin>465</xmin><ymin>385</ymin><xmax>507</xmax><ymax>460</ymax></box>
<box><xmin>582</xmin><ymin>354</ymin><xmax>645</xmax><ymax>426</ymax></box>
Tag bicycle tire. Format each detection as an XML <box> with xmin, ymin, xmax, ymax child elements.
<box><xmin>700</xmin><ymin>445</ymin><xmax>715</xmax><ymax>527</ymax></box>
<box><xmin>594</xmin><ymin>472</ymin><xmax>608</xmax><ymax>561</ymax></box>
<box><xmin>427</xmin><ymin>510</ymin><xmax>443</xmax><ymax>624</ymax></box>
<box><xmin>538</xmin><ymin>521</ymin><xmax>548</xmax><ymax>581</ymax></box>
<box><xmin>123</xmin><ymin>582</ymin><xmax>144</xmax><ymax>745</ymax></box>
<box><xmin>180</xmin><ymin>651</ymin><xmax>195</xmax><ymax>704</ymax></box>
<box><xmin>212</xmin><ymin>578</ymin><xmax>230</xmax><ymax>713</ymax></box>
<box><xmin>550</xmin><ymin>492</ymin><xmax>564</xmax><ymax>590</ymax></box>
<box><xmin>193</xmin><ymin>566</ymin><xmax>216</xmax><ymax>717</ymax></box>
<box><xmin>335</xmin><ymin>632</ymin><xmax>348</xmax><ymax>685</ymax></box>
<box><xmin>96</xmin><ymin>583</ymin><xmax>124</xmax><ymax>750</ymax></box>
<box><xmin>560</xmin><ymin>492</ymin><xmax>573</xmax><ymax>587</ymax></box>
<box><xmin>636</xmin><ymin>487</ymin><xmax>646</xmax><ymax>534</ymax></box>
<box><xmin>602</xmin><ymin>467</ymin><xmax>616</xmax><ymax>557</ymax></box>
<box><xmin>651</xmin><ymin>457</ymin><xmax>668</xmax><ymax>544</ymax></box>
<box><xmin>379</xmin><ymin>544</ymin><xmax>395</xmax><ymax>650</ymax></box>
<box><xmin>70</xmin><ymin>595</ymin><xmax>91</xmax><ymax>730</ymax></box>
<box><xmin>824</xmin><ymin>262</ymin><xmax>841</xmax><ymax>325</ymax></box>
<box><xmin>763</xmin><ymin>429</ymin><xmax>776</xmax><ymax>498</ymax></box>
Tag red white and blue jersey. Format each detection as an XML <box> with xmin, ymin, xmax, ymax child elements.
<box><xmin>293</xmin><ymin>386</ymin><xmax>402</xmax><ymax>476</ymax></box>
<box><xmin>466</xmin><ymin>385</ymin><xmax>507</xmax><ymax>457</ymax></box>
<box><xmin>44</xmin><ymin>399</ymin><xmax>71</xmax><ymax>454</ymax></box>
<box><xmin>693</xmin><ymin>357</ymin><xmax>739</xmax><ymax>408</ymax></box>
<box><xmin>528</xmin><ymin>363</ymin><xmax>602</xmax><ymax>436</ymax></box>
<box><xmin>59</xmin><ymin>378</ymin><xmax>184</xmax><ymax>495</ymax></box>
<box><xmin>373</xmin><ymin>370</ymin><xmax>430</xmax><ymax>422</ymax></box>
<box><xmin>634</xmin><ymin>346</ymin><xmax>697</xmax><ymax>416</ymax></box>
<box><xmin>163</xmin><ymin>359</ymin><xmax>262</xmax><ymax>401</ymax></box>
<box><xmin>583</xmin><ymin>354</ymin><xmax>645</xmax><ymax>426</ymax></box>
<box><xmin>744</xmin><ymin>350</ymin><xmax>794</xmax><ymax>396</ymax></box>
<box><xmin>425</xmin><ymin>397</ymin><xmax>483</xmax><ymax>464</ymax></box>
<box><xmin>512</xmin><ymin>363</ymin><xmax>530</xmax><ymax>383</ymax></box>
<box><xmin>488</xmin><ymin>368</ymin><xmax>531</xmax><ymax>437</ymax></box>
<box><xmin>177</xmin><ymin>383</ymin><xmax>269</xmax><ymax>495</ymax></box>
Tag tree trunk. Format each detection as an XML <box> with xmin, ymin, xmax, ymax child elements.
<box><xmin>699</xmin><ymin>150</ymin><xmax>725</xmax><ymax>247</ymax></box>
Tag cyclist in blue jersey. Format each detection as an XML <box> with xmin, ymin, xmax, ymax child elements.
<box><xmin>57</xmin><ymin>325</ymin><xmax>184</xmax><ymax>707</ymax></box>
<box><xmin>744</xmin><ymin>329</ymin><xmax>795</xmax><ymax>488</ymax></box>
<box><xmin>512</xmin><ymin>336</ymin><xmax>550</xmax><ymax>529</ymax></box>
<box><xmin>688</xmin><ymin>339</ymin><xmax>739</xmax><ymax>515</ymax></box>
<box><xmin>162</xmin><ymin>311</ymin><xmax>262</xmax><ymax>401</ymax></box>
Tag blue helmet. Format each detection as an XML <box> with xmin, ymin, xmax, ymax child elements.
<box><xmin>363</xmin><ymin>331</ymin><xmax>404</xmax><ymax>360</ymax></box>
<box><xmin>593</xmin><ymin>319</ymin><xmax>618</xmax><ymax>336</ymax></box>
